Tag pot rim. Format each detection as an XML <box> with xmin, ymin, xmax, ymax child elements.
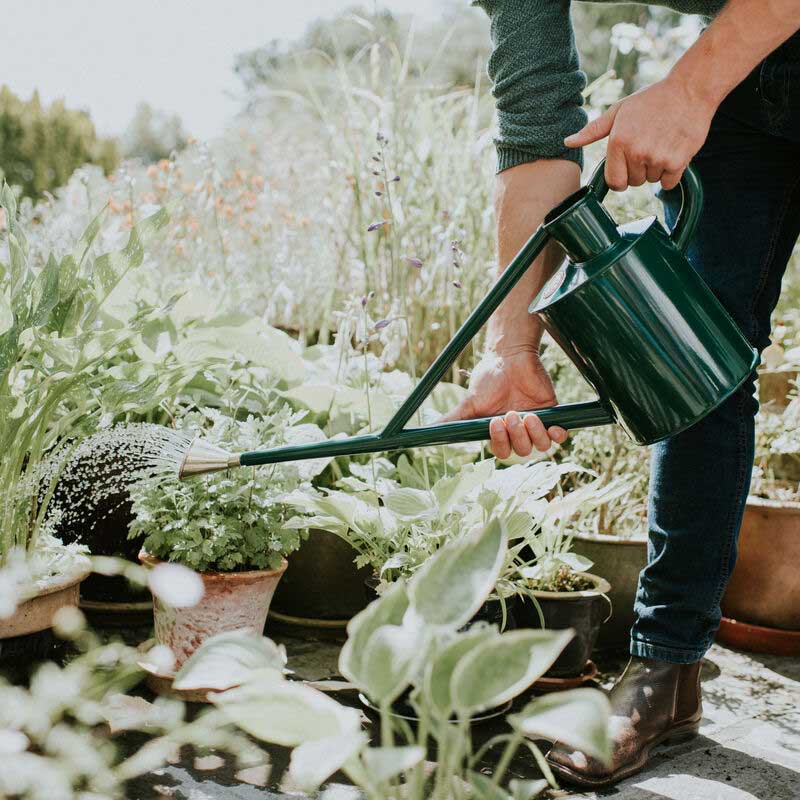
<box><xmin>33</xmin><ymin>563</ymin><xmax>92</xmax><ymax>599</ymax></box>
<box><xmin>527</xmin><ymin>571</ymin><xmax>612</xmax><ymax>600</ymax></box>
<box><xmin>571</xmin><ymin>531</ymin><xmax>647</xmax><ymax>545</ymax></box>
<box><xmin>745</xmin><ymin>495</ymin><xmax>800</xmax><ymax>512</ymax></box>
<box><xmin>139</xmin><ymin>551</ymin><xmax>288</xmax><ymax>580</ymax></box>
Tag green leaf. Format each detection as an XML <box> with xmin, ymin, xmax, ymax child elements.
<box><xmin>92</xmin><ymin>206</ymin><xmax>169</xmax><ymax>297</ymax></box>
<box><xmin>508</xmin><ymin>688</ymin><xmax>612</xmax><ymax>763</ymax></box>
<box><xmin>339</xmin><ymin>580</ymin><xmax>409</xmax><ymax>688</ymax></box>
<box><xmin>407</xmin><ymin>518</ymin><xmax>507</xmax><ymax>629</ymax></box>
<box><xmin>211</xmin><ymin>671</ymin><xmax>361</xmax><ymax>747</ymax></box>
<box><xmin>359</xmin><ymin>622</ymin><xmax>423</xmax><ymax>704</ymax></box>
<box><xmin>289</xmin><ymin>732</ymin><xmax>367</xmax><ymax>790</ymax></box>
<box><xmin>0</xmin><ymin>292</ymin><xmax>12</xmax><ymax>336</ymax></box>
<box><xmin>431</xmin><ymin>458</ymin><xmax>494</xmax><ymax>513</ymax></box>
<box><xmin>423</xmin><ymin>626</ymin><xmax>496</xmax><ymax>717</ymax></box>
<box><xmin>555</xmin><ymin>552</ymin><xmax>594</xmax><ymax>574</ymax></box>
<box><xmin>384</xmin><ymin>487</ymin><xmax>434</xmax><ymax>519</ymax></box>
<box><xmin>29</xmin><ymin>254</ymin><xmax>60</xmax><ymax>328</ymax></box>
<box><xmin>362</xmin><ymin>746</ymin><xmax>425</xmax><ymax>784</ymax></box>
<box><xmin>450</xmin><ymin>628</ymin><xmax>574</xmax><ymax>714</ymax></box>
<box><xmin>173</xmin><ymin>630</ymin><xmax>287</xmax><ymax>691</ymax></box>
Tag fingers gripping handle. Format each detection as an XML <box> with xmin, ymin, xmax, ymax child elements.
<box><xmin>588</xmin><ymin>158</ymin><xmax>703</xmax><ymax>252</ymax></box>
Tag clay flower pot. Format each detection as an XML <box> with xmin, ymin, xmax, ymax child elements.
<box><xmin>0</xmin><ymin>565</ymin><xmax>91</xmax><ymax>640</ymax></box>
<box><xmin>139</xmin><ymin>552</ymin><xmax>287</xmax><ymax>669</ymax></box>
<box><xmin>718</xmin><ymin>497</ymin><xmax>800</xmax><ymax>654</ymax></box>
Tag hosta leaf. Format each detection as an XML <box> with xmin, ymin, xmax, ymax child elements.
<box><xmin>359</xmin><ymin>621</ymin><xmax>423</xmax><ymax>703</ymax></box>
<box><xmin>362</xmin><ymin>746</ymin><xmax>425</xmax><ymax>783</ymax></box>
<box><xmin>407</xmin><ymin>518</ymin><xmax>506</xmax><ymax>629</ymax></box>
<box><xmin>339</xmin><ymin>580</ymin><xmax>409</xmax><ymax>689</ymax></box>
<box><xmin>431</xmin><ymin>458</ymin><xmax>494</xmax><ymax>513</ymax></box>
<box><xmin>289</xmin><ymin>732</ymin><xmax>367</xmax><ymax>790</ymax></box>
<box><xmin>423</xmin><ymin>626</ymin><xmax>496</xmax><ymax>716</ymax></box>
<box><xmin>451</xmin><ymin>628</ymin><xmax>574</xmax><ymax>713</ymax></box>
<box><xmin>554</xmin><ymin>552</ymin><xmax>594</xmax><ymax>574</ymax></box>
<box><xmin>508</xmin><ymin>688</ymin><xmax>612</xmax><ymax>763</ymax></box>
<box><xmin>173</xmin><ymin>630</ymin><xmax>287</xmax><ymax>691</ymax></box>
<box><xmin>384</xmin><ymin>487</ymin><xmax>434</xmax><ymax>519</ymax></box>
<box><xmin>211</xmin><ymin>672</ymin><xmax>361</xmax><ymax>747</ymax></box>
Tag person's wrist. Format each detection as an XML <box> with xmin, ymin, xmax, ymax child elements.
<box><xmin>667</xmin><ymin>52</ymin><xmax>727</xmax><ymax>114</ymax></box>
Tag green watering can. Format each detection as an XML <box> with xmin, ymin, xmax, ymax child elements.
<box><xmin>179</xmin><ymin>160</ymin><xmax>758</xmax><ymax>478</ymax></box>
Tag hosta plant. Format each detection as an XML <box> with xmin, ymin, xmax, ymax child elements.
<box><xmin>183</xmin><ymin>517</ymin><xmax>612</xmax><ymax>799</ymax></box>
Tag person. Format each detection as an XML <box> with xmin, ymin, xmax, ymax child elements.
<box><xmin>445</xmin><ymin>0</ymin><xmax>800</xmax><ymax>788</ymax></box>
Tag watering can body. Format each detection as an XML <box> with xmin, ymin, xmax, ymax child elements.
<box><xmin>180</xmin><ymin>159</ymin><xmax>759</xmax><ymax>477</ymax></box>
<box><xmin>531</xmin><ymin>170</ymin><xmax>758</xmax><ymax>445</ymax></box>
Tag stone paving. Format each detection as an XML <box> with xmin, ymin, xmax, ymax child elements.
<box><xmin>124</xmin><ymin>630</ymin><xmax>800</xmax><ymax>800</ymax></box>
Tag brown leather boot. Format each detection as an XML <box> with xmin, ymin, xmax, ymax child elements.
<box><xmin>546</xmin><ymin>656</ymin><xmax>702</xmax><ymax>788</ymax></box>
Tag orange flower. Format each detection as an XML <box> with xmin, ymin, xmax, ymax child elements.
<box><xmin>250</xmin><ymin>175</ymin><xmax>265</xmax><ymax>189</ymax></box>
<box><xmin>158</xmin><ymin>159</ymin><xmax>170</xmax><ymax>171</ymax></box>
<box><xmin>147</xmin><ymin>164</ymin><xmax>159</xmax><ymax>179</ymax></box>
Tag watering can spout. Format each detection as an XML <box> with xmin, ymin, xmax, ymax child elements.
<box><xmin>543</xmin><ymin>185</ymin><xmax>621</xmax><ymax>262</ymax></box>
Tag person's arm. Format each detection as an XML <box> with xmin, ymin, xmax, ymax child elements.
<box><xmin>445</xmin><ymin>1</ymin><xmax>584</xmax><ymax>458</ymax></box>
<box><xmin>566</xmin><ymin>0</ymin><xmax>800</xmax><ymax>189</ymax></box>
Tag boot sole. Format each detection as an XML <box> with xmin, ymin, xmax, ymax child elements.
<box><xmin>546</xmin><ymin>719</ymin><xmax>701</xmax><ymax>789</ymax></box>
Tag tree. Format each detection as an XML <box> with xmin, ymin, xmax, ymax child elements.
<box><xmin>0</xmin><ymin>86</ymin><xmax>118</xmax><ymax>201</ymax></box>
<box><xmin>121</xmin><ymin>102</ymin><xmax>187</xmax><ymax>164</ymax></box>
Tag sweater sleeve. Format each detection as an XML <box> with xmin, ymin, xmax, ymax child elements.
<box><xmin>473</xmin><ymin>0</ymin><xmax>587</xmax><ymax>173</ymax></box>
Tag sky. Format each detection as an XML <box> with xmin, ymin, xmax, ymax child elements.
<box><xmin>0</xmin><ymin>0</ymin><xmax>444</xmax><ymax>140</ymax></box>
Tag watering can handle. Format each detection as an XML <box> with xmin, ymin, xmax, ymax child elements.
<box><xmin>587</xmin><ymin>159</ymin><xmax>704</xmax><ymax>253</ymax></box>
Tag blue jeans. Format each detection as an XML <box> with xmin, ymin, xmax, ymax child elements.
<box><xmin>631</xmin><ymin>42</ymin><xmax>800</xmax><ymax>663</ymax></box>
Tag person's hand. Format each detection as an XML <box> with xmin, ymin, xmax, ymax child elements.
<box><xmin>565</xmin><ymin>74</ymin><xmax>716</xmax><ymax>191</ymax></box>
<box><xmin>440</xmin><ymin>349</ymin><xmax>567</xmax><ymax>459</ymax></box>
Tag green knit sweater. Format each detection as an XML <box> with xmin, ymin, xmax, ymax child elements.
<box><xmin>474</xmin><ymin>0</ymin><xmax>727</xmax><ymax>172</ymax></box>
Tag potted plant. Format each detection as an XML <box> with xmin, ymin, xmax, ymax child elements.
<box><xmin>128</xmin><ymin>406</ymin><xmax>327</xmax><ymax>680</ymax></box>
<box><xmin>717</xmin><ymin>399</ymin><xmax>800</xmax><ymax>655</ymax></box>
<box><xmin>511</xmin><ymin>477</ymin><xmax>623</xmax><ymax>679</ymax></box>
<box><xmin>285</xmin><ymin>457</ymin><xmax>580</xmax><ymax>631</ymax></box>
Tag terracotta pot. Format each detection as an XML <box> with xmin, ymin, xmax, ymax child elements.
<box><xmin>515</xmin><ymin>573</ymin><xmax>612</xmax><ymax>677</ymax></box>
<box><xmin>0</xmin><ymin>566</ymin><xmax>91</xmax><ymax>640</ymax></box>
<box><xmin>571</xmin><ymin>532</ymin><xmax>648</xmax><ymax>650</ymax></box>
<box><xmin>721</xmin><ymin>496</ymin><xmax>800</xmax><ymax>631</ymax></box>
<box><xmin>139</xmin><ymin>552</ymin><xmax>287</xmax><ymax>668</ymax></box>
<box><xmin>716</xmin><ymin>617</ymin><xmax>800</xmax><ymax>657</ymax></box>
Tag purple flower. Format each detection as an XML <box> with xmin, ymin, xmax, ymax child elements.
<box><xmin>374</xmin><ymin>191</ymin><xmax>382</xmax><ymax>197</ymax></box>
<box><xmin>367</xmin><ymin>221</ymin><xmax>387</xmax><ymax>232</ymax></box>
<box><xmin>404</xmin><ymin>257</ymin><xmax>423</xmax><ymax>269</ymax></box>
<box><xmin>392</xmin><ymin>175</ymin><xmax>400</xmax><ymax>182</ymax></box>
<box><xmin>452</xmin><ymin>280</ymin><xmax>462</xmax><ymax>289</ymax></box>
<box><xmin>374</xmin><ymin>318</ymin><xmax>392</xmax><ymax>330</ymax></box>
